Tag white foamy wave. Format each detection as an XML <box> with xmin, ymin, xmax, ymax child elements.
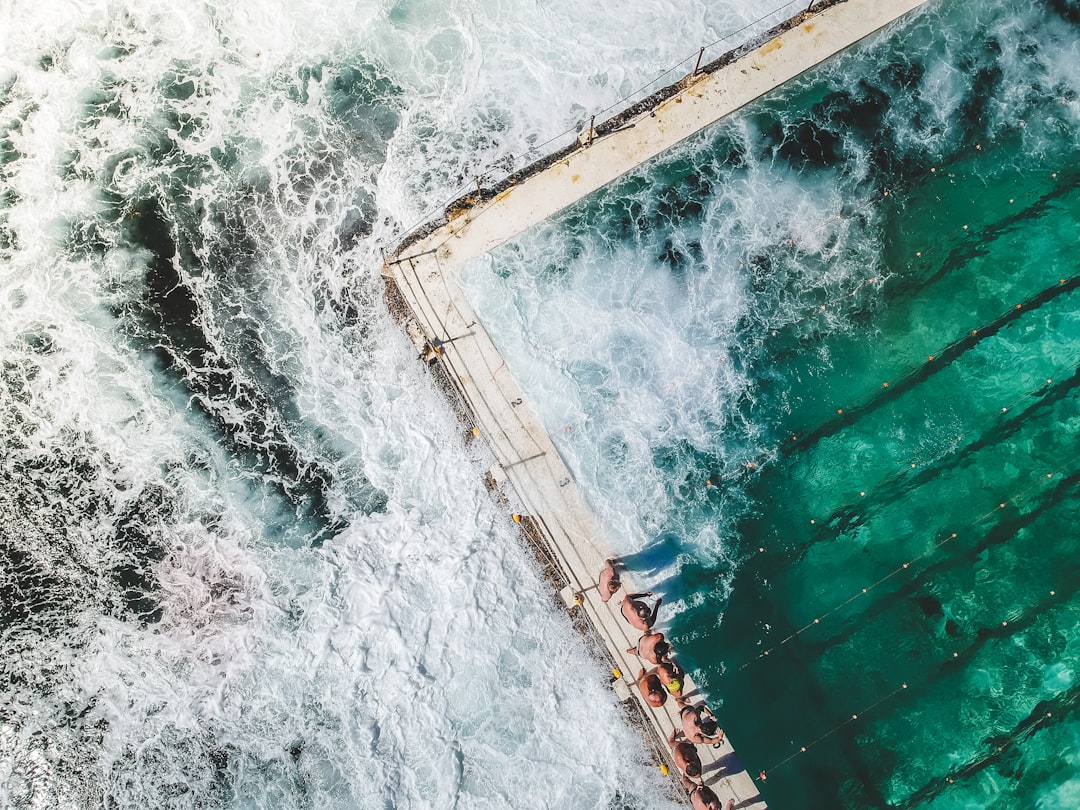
<box><xmin>373</xmin><ymin>0</ymin><xmax>802</xmax><ymax>234</ymax></box>
<box><xmin>0</xmin><ymin>0</ymin><xmax>741</xmax><ymax>806</ymax></box>
<box><xmin>457</xmin><ymin>107</ymin><xmax>888</xmax><ymax>581</ymax></box>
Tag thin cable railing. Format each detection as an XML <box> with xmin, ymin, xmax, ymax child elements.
<box><xmin>387</xmin><ymin>0</ymin><xmax>844</xmax><ymax>255</ymax></box>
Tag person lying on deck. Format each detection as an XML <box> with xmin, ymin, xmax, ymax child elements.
<box><xmin>667</xmin><ymin>727</ymin><xmax>703</xmax><ymax>782</ymax></box>
<box><xmin>625</xmin><ymin>629</ymin><xmax>670</xmax><ymax>664</ymax></box>
<box><xmin>598</xmin><ymin>558</ymin><xmax>623</xmax><ymax>603</ymax></box>
<box><xmin>637</xmin><ymin>667</ymin><xmax>668</xmax><ymax>708</ymax></box>
<box><xmin>621</xmin><ymin>591</ymin><xmax>662</xmax><ymax>631</ymax></box>
<box><xmin>679</xmin><ymin>703</ymin><xmax>725</xmax><ymax>746</ymax></box>
<box><xmin>681</xmin><ymin>776</ymin><xmax>733</xmax><ymax>810</ymax></box>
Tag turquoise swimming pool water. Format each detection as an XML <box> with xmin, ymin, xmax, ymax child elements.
<box><xmin>706</xmin><ymin>144</ymin><xmax>1080</xmax><ymax>809</ymax></box>
<box><xmin>460</xmin><ymin>1</ymin><xmax>1080</xmax><ymax>806</ymax></box>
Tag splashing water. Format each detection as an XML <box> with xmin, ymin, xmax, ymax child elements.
<box><xmin>5</xmin><ymin>0</ymin><xmax>1078</xmax><ymax>807</ymax></box>
<box><xmin>460</xmin><ymin>0</ymin><xmax>1080</xmax><ymax>807</ymax></box>
<box><xmin>0</xmin><ymin>0</ymin><xmax>779</xmax><ymax>806</ymax></box>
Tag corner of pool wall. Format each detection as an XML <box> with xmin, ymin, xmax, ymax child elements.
<box><xmin>380</xmin><ymin>0</ymin><xmax>932</xmax><ymax>805</ymax></box>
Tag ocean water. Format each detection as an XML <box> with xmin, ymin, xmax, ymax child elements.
<box><xmin>0</xmin><ymin>0</ymin><xmax>779</xmax><ymax>808</ymax></box>
<box><xmin>459</xmin><ymin>0</ymin><xmax>1080</xmax><ymax>808</ymax></box>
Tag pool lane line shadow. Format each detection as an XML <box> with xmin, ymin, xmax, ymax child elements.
<box><xmin>781</xmin><ymin>275</ymin><xmax>1080</xmax><ymax>456</ymax></box>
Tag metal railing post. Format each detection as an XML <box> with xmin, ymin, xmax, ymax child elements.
<box><xmin>693</xmin><ymin>46</ymin><xmax>705</xmax><ymax>76</ymax></box>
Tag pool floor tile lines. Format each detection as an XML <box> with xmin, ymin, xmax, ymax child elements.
<box><xmin>899</xmin><ymin>681</ymin><xmax>1080</xmax><ymax>810</ymax></box>
<box><xmin>690</xmin><ymin>300</ymin><xmax>1080</xmax><ymax>498</ymax></box>
<box><xmin>717</xmin><ymin>360</ymin><xmax>1080</xmax><ymax>583</ymax></box>
<box><xmin>721</xmin><ymin>447</ymin><xmax>1080</xmax><ymax>681</ymax></box>
<box><xmin>758</xmin><ymin>371</ymin><xmax>1080</xmax><ymax>571</ymax></box>
<box><xmin>710</xmin><ymin>451</ymin><xmax>1080</xmax><ymax>804</ymax></box>
<box><xmin>802</xmin><ymin>521</ymin><xmax>1080</xmax><ymax>688</ymax></box>
<box><xmin>778</xmin><ymin>278</ymin><xmax>1080</xmax><ymax>456</ymax></box>
<box><xmin>882</xmin><ymin>170</ymin><xmax>1080</xmax><ymax>300</ymax></box>
<box><xmin>797</xmin><ymin>477</ymin><xmax>1080</xmax><ymax>659</ymax></box>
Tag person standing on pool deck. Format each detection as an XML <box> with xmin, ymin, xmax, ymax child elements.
<box><xmin>667</xmin><ymin>728</ymin><xmax>703</xmax><ymax>782</ymax></box>
<box><xmin>637</xmin><ymin>667</ymin><xmax>668</xmax><ymax>708</ymax></box>
<box><xmin>657</xmin><ymin>657</ymin><xmax>686</xmax><ymax>702</ymax></box>
<box><xmin>626</xmin><ymin>629</ymin><xmax>670</xmax><ymax>664</ymax></box>
<box><xmin>598</xmin><ymin>558</ymin><xmax>622</xmax><ymax>602</ymax></box>
<box><xmin>681</xmin><ymin>776</ymin><xmax>732</xmax><ymax>810</ymax></box>
<box><xmin>621</xmin><ymin>591</ymin><xmax>662</xmax><ymax>631</ymax></box>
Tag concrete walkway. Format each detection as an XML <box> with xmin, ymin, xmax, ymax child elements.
<box><xmin>383</xmin><ymin>0</ymin><xmax>930</xmax><ymax>805</ymax></box>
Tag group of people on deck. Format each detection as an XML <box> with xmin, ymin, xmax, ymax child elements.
<box><xmin>598</xmin><ymin>558</ymin><xmax>736</xmax><ymax>810</ymax></box>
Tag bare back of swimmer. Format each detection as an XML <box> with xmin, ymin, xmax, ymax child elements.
<box><xmin>667</xmin><ymin>728</ymin><xmax>702</xmax><ymax>781</ymax></box>
<box><xmin>637</xmin><ymin>667</ymin><xmax>667</xmax><ymax>708</ymax></box>
<box><xmin>680</xmin><ymin>704</ymin><xmax>724</xmax><ymax>746</ymax></box>
<box><xmin>621</xmin><ymin>592</ymin><xmax>662</xmax><ymax>631</ymax></box>
<box><xmin>682</xmin><ymin>776</ymin><xmax>731</xmax><ymax>810</ymax></box>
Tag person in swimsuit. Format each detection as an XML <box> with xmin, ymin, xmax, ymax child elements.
<box><xmin>657</xmin><ymin>658</ymin><xmax>685</xmax><ymax>702</ymax></box>
<box><xmin>598</xmin><ymin>558</ymin><xmax>622</xmax><ymax>603</ymax></box>
<box><xmin>681</xmin><ymin>776</ymin><xmax>732</xmax><ymax>810</ymax></box>
<box><xmin>621</xmin><ymin>591</ymin><xmax>662</xmax><ymax>631</ymax></box>
<box><xmin>626</xmin><ymin>629</ymin><xmax>670</xmax><ymax>664</ymax></box>
<box><xmin>637</xmin><ymin>667</ymin><xmax>668</xmax><ymax>708</ymax></box>
<box><xmin>680</xmin><ymin>703</ymin><xmax>725</xmax><ymax>746</ymax></box>
<box><xmin>668</xmin><ymin>728</ymin><xmax>703</xmax><ymax>782</ymax></box>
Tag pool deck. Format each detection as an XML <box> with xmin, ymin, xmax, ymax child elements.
<box><xmin>381</xmin><ymin>0</ymin><xmax>929</xmax><ymax>804</ymax></box>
